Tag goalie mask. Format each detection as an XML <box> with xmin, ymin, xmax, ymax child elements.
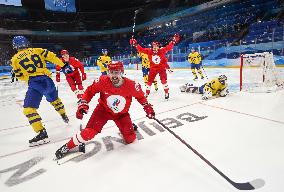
<box><xmin>218</xmin><ymin>75</ymin><xmax>227</xmax><ymax>85</ymax></box>
<box><xmin>108</xmin><ymin>61</ymin><xmax>124</xmax><ymax>86</ymax></box>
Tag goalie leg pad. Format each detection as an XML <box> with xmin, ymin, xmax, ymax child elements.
<box><xmin>180</xmin><ymin>83</ymin><xmax>198</xmax><ymax>93</ymax></box>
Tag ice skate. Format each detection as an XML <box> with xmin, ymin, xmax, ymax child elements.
<box><xmin>29</xmin><ymin>128</ymin><xmax>50</xmax><ymax>147</ymax></box>
<box><xmin>61</xmin><ymin>113</ymin><xmax>69</xmax><ymax>124</ymax></box>
<box><xmin>132</xmin><ymin>123</ymin><xmax>138</xmax><ymax>131</ymax></box>
<box><xmin>55</xmin><ymin>144</ymin><xmax>70</xmax><ymax>160</ymax></box>
<box><xmin>79</xmin><ymin>143</ymin><xmax>85</xmax><ymax>153</ymax></box>
<box><xmin>165</xmin><ymin>93</ymin><xmax>169</xmax><ymax>100</ymax></box>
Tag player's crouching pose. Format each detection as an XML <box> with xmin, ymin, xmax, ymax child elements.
<box><xmin>55</xmin><ymin>61</ymin><xmax>155</xmax><ymax>159</ymax></box>
<box><xmin>56</xmin><ymin>49</ymin><xmax>87</xmax><ymax>99</ymax></box>
<box><xmin>10</xmin><ymin>36</ymin><xmax>73</xmax><ymax>146</ymax></box>
<box><xmin>180</xmin><ymin>75</ymin><xmax>229</xmax><ymax>100</ymax></box>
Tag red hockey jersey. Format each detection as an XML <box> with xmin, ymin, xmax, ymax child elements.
<box><xmin>82</xmin><ymin>75</ymin><xmax>148</xmax><ymax>115</ymax></box>
<box><xmin>56</xmin><ymin>57</ymin><xmax>85</xmax><ymax>76</ymax></box>
<box><xmin>136</xmin><ymin>42</ymin><xmax>174</xmax><ymax>69</ymax></box>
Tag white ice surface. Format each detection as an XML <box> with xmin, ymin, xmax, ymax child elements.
<box><xmin>0</xmin><ymin>68</ymin><xmax>284</xmax><ymax>192</ymax></box>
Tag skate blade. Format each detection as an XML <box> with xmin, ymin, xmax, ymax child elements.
<box><xmin>29</xmin><ymin>139</ymin><xmax>50</xmax><ymax>147</ymax></box>
<box><xmin>54</xmin><ymin>152</ymin><xmax>83</xmax><ymax>165</ymax></box>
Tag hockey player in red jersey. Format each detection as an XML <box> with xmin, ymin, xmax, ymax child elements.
<box><xmin>130</xmin><ymin>34</ymin><xmax>180</xmax><ymax>99</ymax></box>
<box><xmin>55</xmin><ymin>61</ymin><xmax>155</xmax><ymax>159</ymax></box>
<box><xmin>56</xmin><ymin>50</ymin><xmax>87</xmax><ymax>99</ymax></box>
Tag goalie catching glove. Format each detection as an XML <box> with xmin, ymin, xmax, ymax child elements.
<box><xmin>143</xmin><ymin>103</ymin><xmax>155</xmax><ymax>119</ymax></box>
<box><xmin>76</xmin><ymin>100</ymin><xmax>89</xmax><ymax>119</ymax></box>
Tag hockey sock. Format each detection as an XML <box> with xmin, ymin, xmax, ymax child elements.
<box><xmin>154</xmin><ymin>80</ymin><xmax>158</xmax><ymax>90</ymax></box>
<box><xmin>191</xmin><ymin>69</ymin><xmax>197</xmax><ymax>78</ymax></box>
<box><xmin>197</xmin><ymin>69</ymin><xmax>204</xmax><ymax>78</ymax></box>
<box><xmin>146</xmin><ymin>84</ymin><xmax>151</xmax><ymax>95</ymax></box>
<box><xmin>23</xmin><ymin>107</ymin><xmax>44</xmax><ymax>133</ymax></box>
<box><xmin>51</xmin><ymin>98</ymin><xmax>66</xmax><ymax>116</ymax></box>
<box><xmin>67</xmin><ymin>128</ymin><xmax>99</xmax><ymax>149</ymax></box>
<box><xmin>143</xmin><ymin>75</ymin><xmax>148</xmax><ymax>84</ymax></box>
<box><xmin>163</xmin><ymin>83</ymin><xmax>169</xmax><ymax>93</ymax></box>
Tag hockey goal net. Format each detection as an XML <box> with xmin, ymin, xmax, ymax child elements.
<box><xmin>240</xmin><ymin>52</ymin><xmax>284</xmax><ymax>92</ymax></box>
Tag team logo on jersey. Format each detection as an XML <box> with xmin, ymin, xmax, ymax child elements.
<box><xmin>106</xmin><ymin>95</ymin><xmax>126</xmax><ymax>113</ymax></box>
<box><xmin>152</xmin><ymin>55</ymin><xmax>161</xmax><ymax>65</ymax></box>
<box><xmin>135</xmin><ymin>82</ymin><xmax>141</xmax><ymax>91</ymax></box>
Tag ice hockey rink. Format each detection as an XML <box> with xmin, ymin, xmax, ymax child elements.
<box><xmin>0</xmin><ymin>68</ymin><xmax>284</xmax><ymax>192</ymax></box>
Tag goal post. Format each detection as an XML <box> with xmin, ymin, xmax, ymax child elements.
<box><xmin>240</xmin><ymin>52</ymin><xmax>283</xmax><ymax>92</ymax></box>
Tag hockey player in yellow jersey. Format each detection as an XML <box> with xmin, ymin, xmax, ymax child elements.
<box><xmin>188</xmin><ymin>47</ymin><xmax>204</xmax><ymax>80</ymax></box>
<box><xmin>179</xmin><ymin>75</ymin><xmax>229</xmax><ymax>100</ymax></box>
<box><xmin>10</xmin><ymin>36</ymin><xmax>73</xmax><ymax>146</ymax></box>
<box><xmin>96</xmin><ymin>49</ymin><xmax>111</xmax><ymax>75</ymax></box>
<box><xmin>137</xmin><ymin>52</ymin><xmax>158</xmax><ymax>91</ymax></box>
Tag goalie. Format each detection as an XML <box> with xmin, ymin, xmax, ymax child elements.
<box><xmin>180</xmin><ymin>75</ymin><xmax>229</xmax><ymax>100</ymax></box>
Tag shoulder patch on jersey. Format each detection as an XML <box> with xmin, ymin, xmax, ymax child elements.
<box><xmin>134</xmin><ymin>81</ymin><xmax>142</xmax><ymax>92</ymax></box>
<box><xmin>94</xmin><ymin>78</ymin><xmax>100</xmax><ymax>83</ymax></box>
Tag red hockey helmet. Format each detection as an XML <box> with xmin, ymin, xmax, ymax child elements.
<box><xmin>61</xmin><ymin>49</ymin><xmax>69</xmax><ymax>55</ymax></box>
<box><xmin>108</xmin><ymin>61</ymin><xmax>124</xmax><ymax>72</ymax></box>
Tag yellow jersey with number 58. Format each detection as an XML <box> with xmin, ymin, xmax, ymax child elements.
<box><xmin>11</xmin><ymin>48</ymin><xmax>65</xmax><ymax>82</ymax></box>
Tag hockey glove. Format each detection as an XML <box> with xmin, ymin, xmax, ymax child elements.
<box><xmin>143</xmin><ymin>103</ymin><xmax>155</xmax><ymax>119</ymax></box>
<box><xmin>76</xmin><ymin>100</ymin><xmax>89</xmax><ymax>120</ymax></box>
<box><xmin>61</xmin><ymin>64</ymin><xmax>74</xmax><ymax>74</ymax></box>
<box><xmin>130</xmin><ymin>38</ymin><xmax>137</xmax><ymax>46</ymax></box>
<box><xmin>82</xmin><ymin>73</ymin><xmax>87</xmax><ymax>81</ymax></box>
<box><xmin>172</xmin><ymin>33</ymin><xmax>180</xmax><ymax>44</ymax></box>
<box><xmin>56</xmin><ymin>72</ymin><xmax>60</xmax><ymax>82</ymax></box>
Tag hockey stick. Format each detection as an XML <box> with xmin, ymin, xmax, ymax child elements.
<box><xmin>130</xmin><ymin>9</ymin><xmax>141</xmax><ymax>65</ymax></box>
<box><xmin>153</xmin><ymin>117</ymin><xmax>265</xmax><ymax>190</ymax></box>
<box><xmin>201</xmin><ymin>65</ymin><xmax>209</xmax><ymax>80</ymax></box>
<box><xmin>78</xmin><ymin>117</ymin><xmax>85</xmax><ymax>153</ymax></box>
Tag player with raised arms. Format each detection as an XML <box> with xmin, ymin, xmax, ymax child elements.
<box><xmin>130</xmin><ymin>34</ymin><xmax>180</xmax><ymax>99</ymax></box>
